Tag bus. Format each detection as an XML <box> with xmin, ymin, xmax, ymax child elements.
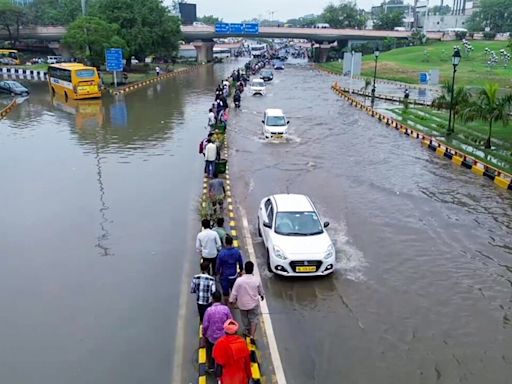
<box><xmin>250</xmin><ymin>44</ymin><xmax>266</xmax><ymax>58</ymax></box>
<box><xmin>0</xmin><ymin>49</ymin><xmax>20</xmax><ymax>65</ymax></box>
<box><xmin>213</xmin><ymin>48</ymin><xmax>231</xmax><ymax>59</ymax></box>
<box><xmin>48</xmin><ymin>63</ymin><xmax>102</xmax><ymax>100</ymax></box>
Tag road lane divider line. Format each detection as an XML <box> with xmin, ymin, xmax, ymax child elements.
<box><xmin>239</xmin><ymin>206</ymin><xmax>288</xmax><ymax>384</ymax></box>
<box><xmin>330</xmin><ymin>82</ymin><xmax>512</xmax><ymax>192</ymax></box>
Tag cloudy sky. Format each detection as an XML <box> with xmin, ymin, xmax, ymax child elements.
<box><xmin>164</xmin><ymin>0</ymin><xmax>423</xmax><ymax>21</ymax></box>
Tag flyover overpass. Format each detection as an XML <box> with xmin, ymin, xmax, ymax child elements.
<box><xmin>1</xmin><ymin>25</ymin><xmax>443</xmax><ymax>62</ymax></box>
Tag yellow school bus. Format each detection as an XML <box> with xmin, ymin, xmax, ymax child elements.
<box><xmin>48</xmin><ymin>63</ymin><xmax>102</xmax><ymax>100</ymax></box>
<box><xmin>0</xmin><ymin>49</ymin><xmax>20</xmax><ymax>65</ymax></box>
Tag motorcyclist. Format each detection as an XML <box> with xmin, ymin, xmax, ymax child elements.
<box><xmin>233</xmin><ymin>90</ymin><xmax>241</xmax><ymax>108</ymax></box>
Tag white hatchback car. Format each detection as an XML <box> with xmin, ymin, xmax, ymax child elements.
<box><xmin>257</xmin><ymin>194</ymin><xmax>335</xmax><ymax>276</ymax></box>
<box><xmin>262</xmin><ymin>108</ymin><xmax>289</xmax><ymax>139</ymax></box>
<box><xmin>249</xmin><ymin>78</ymin><xmax>266</xmax><ymax>96</ymax></box>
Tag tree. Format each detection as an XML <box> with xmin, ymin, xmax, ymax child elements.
<box><xmin>91</xmin><ymin>0</ymin><xmax>182</xmax><ymax>64</ymax></box>
<box><xmin>0</xmin><ymin>0</ymin><xmax>27</xmax><ymax>45</ymax></box>
<box><xmin>374</xmin><ymin>11</ymin><xmax>404</xmax><ymax>30</ymax></box>
<box><xmin>432</xmin><ymin>80</ymin><xmax>471</xmax><ymax>133</ymax></box>
<box><xmin>26</xmin><ymin>0</ymin><xmax>83</xmax><ymax>26</ymax></box>
<box><xmin>63</xmin><ymin>16</ymin><xmax>126</xmax><ymax>67</ymax></box>
<box><xmin>320</xmin><ymin>1</ymin><xmax>367</xmax><ymax>29</ymax></box>
<box><xmin>197</xmin><ymin>15</ymin><xmax>222</xmax><ymax>25</ymax></box>
<box><xmin>462</xmin><ymin>83</ymin><xmax>512</xmax><ymax>148</ymax></box>
<box><xmin>467</xmin><ymin>0</ymin><xmax>512</xmax><ymax>33</ymax></box>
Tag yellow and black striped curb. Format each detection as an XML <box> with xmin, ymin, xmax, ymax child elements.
<box><xmin>331</xmin><ymin>82</ymin><xmax>512</xmax><ymax>191</ymax></box>
<box><xmin>109</xmin><ymin>65</ymin><xmax>208</xmax><ymax>96</ymax></box>
<box><xmin>336</xmin><ymin>86</ymin><xmax>431</xmax><ymax>106</ymax></box>
<box><xmin>0</xmin><ymin>98</ymin><xmax>17</xmax><ymax>119</ymax></box>
<box><xmin>197</xmin><ymin>136</ymin><xmax>263</xmax><ymax>384</ymax></box>
<box><xmin>316</xmin><ymin>65</ymin><xmax>440</xmax><ymax>92</ymax></box>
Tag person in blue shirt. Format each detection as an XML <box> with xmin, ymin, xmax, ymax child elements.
<box><xmin>216</xmin><ymin>235</ymin><xmax>244</xmax><ymax>304</ymax></box>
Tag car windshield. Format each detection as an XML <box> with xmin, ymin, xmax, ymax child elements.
<box><xmin>262</xmin><ymin>71</ymin><xmax>272</xmax><ymax>76</ymax></box>
<box><xmin>266</xmin><ymin>115</ymin><xmax>286</xmax><ymax>126</ymax></box>
<box><xmin>274</xmin><ymin>211</ymin><xmax>323</xmax><ymax>236</ymax></box>
<box><xmin>252</xmin><ymin>80</ymin><xmax>264</xmax><ymax>87</ymax></box>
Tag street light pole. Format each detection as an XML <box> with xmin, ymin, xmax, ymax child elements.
<box><xmin>447</xmin><ymin>47</ymin><xmax>461</xmax><ymax>136</ymax></box>
<box><xmin>349</xmin><ymin>50</ymin><xmax>355</xmax><ymax>94</ymax></box>
<box><xmin>371</xmin><ymin>49</ymin><xmax>379</xmax><ymax>108</ymax></box>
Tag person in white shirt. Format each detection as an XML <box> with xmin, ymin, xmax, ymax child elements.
<box><xmin>155</xmin><ymin>66</ymin><xmax>161</xmax><ymax>76</ymax></box>
<box><xmin>208</xmin><ymin>108</ymin><xmax>216</xmax><ymax>129</ymax></box>
<box><xmin>204</xmin><ymin>139</ymin><xmax>217</xmax><ymax>178</ymax></box>
<box><xmin>196</xmin><ymin>219</ymin><xmax>222</xmax><ymax>275</ymax></box>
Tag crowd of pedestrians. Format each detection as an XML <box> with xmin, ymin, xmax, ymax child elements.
<box><xmin>190</xmin><ymin>69</ymin><xmax>265</xmax><ymax>383</ymax></box>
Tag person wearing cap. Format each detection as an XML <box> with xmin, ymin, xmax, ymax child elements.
<box><xmin>213</xmin><ymin>319</ymin><xmax>252</xmax><ymax>383</ymax></box>
<box><xmin>202</xmin><ymin>291</ymin><xmax>232</xmax><ymax>371</ymax></box>
<box><xmin>229</xmin><ymin>261</ymin><xmax>264</xmax><ymax>339</ymax></box>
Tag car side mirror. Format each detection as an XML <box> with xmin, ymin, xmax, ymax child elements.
<box><xmin>263</xmin><ymin>221</ymin><xmax>272</xmax><ymax>229</ymax></box>
<box><xmin>261</xmin><ymin>120</ymin><xmax>265</xmax><ymax>124</ymax></box>
<box><xmin>287</xmin><ymin>120</ymin><xmax>290</xmax><ymax>124</ymax></box>
<box><xmin>323</xmin><ymin>221</ymin><xmax>330</xmax><ymax>228</ymax></box>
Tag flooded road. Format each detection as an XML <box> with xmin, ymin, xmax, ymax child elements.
<box><xmin>229</xmin><ymin>62</ymin><xmax>512</xmax><ymax>384</ymax></box>
<box><xmin>0</xmin><ymin>65</ymin><xmax>233</xmax><ymax>384</ymax></box>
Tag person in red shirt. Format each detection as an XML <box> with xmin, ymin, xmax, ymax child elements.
<box><xmin>213</xmin><ymin>319</ymin><xmax>252</xmax><ymax>384</ymax></box>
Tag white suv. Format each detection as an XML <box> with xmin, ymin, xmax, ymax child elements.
<box><xmin>257</xmin><ymin>194</ymin><xmax>336</xmax><ymax>276</ymax></box>
<box><xmin>262</xmin><ymin>108</ymin><xmax>289</xmax><ymax>139</ymax></box>
<box><xmin>249</xmin><ymin>79</ymin><xmax>266</xmax><ymax>95</ymax></box>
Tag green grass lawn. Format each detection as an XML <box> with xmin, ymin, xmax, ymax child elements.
<box><xmin>18</xmin><ymin>63</ymin><xmax>48</xmax><ymax>71</ymax></box>
<box><xmin>320</xmin><ymin>40</ymin><xmax>512</xmax><ymax>89</ymax></box>
<box><xmin>388</xmin><ymin>106</ymin><xmax>512</xmax><ymax>173</ymax></box>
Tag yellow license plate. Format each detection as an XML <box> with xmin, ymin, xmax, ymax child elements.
<box><xmin>273</xmin><ymin>134</ymin><xmax>283</xmax><ymax>138</ymax></box>
<box><xmin>296</xmin><ymin>266</ymin><xmax>317</xmax><ymax>272</ymax></box>
<box><xmin>78</xmin><ymin>86</ymin><xmax>97</xmax><ymax>93</ymax></box>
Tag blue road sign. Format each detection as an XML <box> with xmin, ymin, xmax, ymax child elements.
<box><xmin>419</xmin><ymin>72</ymin><xmax>429</xmax><ymax>85</ymax></box>
<box><xmin>243</xmin><ymin>23</ymin><xmax>259</xmax><ymax>34</ymax></box>
<box><xmin>105</xmin><ymin>48</ymin><xmax>124</xmax><ymax>72</ymax></box>
<box><xmin>215</xmin><ymin>23</ymin><xmax>230</xmax><ymax>34</ymax></box>
<box><xmin>229</xmin><ymin>23</ymin><xmax>244</xmax><ymax>33</ymax></box>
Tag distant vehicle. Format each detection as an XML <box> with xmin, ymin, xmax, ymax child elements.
<box><xmin>213</xmin><ymin>48</ymin><xmax>231</xmax><ymax>59</ymax></box>
<box><xmin>313</xmin><ymin>23</ymin><xmax>330</xmax><ymax>29</ymax></box>
<box><xmin>393</xmin><ymin>27</ymin><xmax>407</xmax><ymax>32</ymax></box>
<box><xmin>48</xmin><ymin>63</ymin><xmax>101</xmax><ymax>101</ymax></box>
<box><xmin>46</xmin><ymin>56</ymin><xmax>63</xmax><ymax>64</ymax></box>
<box><xmin>249</xmin><ymin>78</ymin><xmax>266</xmax><ymax>96</ymax></box>
<box><xmin>250</xmin><ymin>44</ymin><xmax>266</xmax><ymax>58</ymax></box>
<box><xmin>193</xmin><ymin>21</ymin><xmax>207</xmax><ymax>27</ymax></box>
<box><xmin>0</xmin><ymin>49</ymin><xmax>20</xmax><ymax>65</ymax></box>
<box><xmin>257</xmin><ymin>194</ymin><xmax>335</xmax><ymax>276</ymax></box>
<box><xmin>0</xmin><ymin>80</ymin><xmax>29</xmax><ymax>96</ymax></box>
<box><xmin>262</xmin><ymin>108</ymin><xmax>288</xmax><ymax>139</ymax></box>
<box><xmin>274</xmin><ymin>61</ymin><xmax>285</xmax><ymax>70</ymax></box>
<box><xmin>260</xmin><ymin>70</ymin><xmax>273</xmax><ymax>82</ymax></box>
<box><xmin>443</xmin><ymin>27</ymin><xmax>468</xmax><ymax>33</ymax></box>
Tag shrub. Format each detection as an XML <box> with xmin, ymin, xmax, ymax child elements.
<box><xmin>483</xmin><ymin>31</ymin><xmax>497</xmax><ymax>40</ymax></box>
<box><xmin>455</xmin><ymin>31</ymin><xmax>467</xmax><ymax>40</ymax></box>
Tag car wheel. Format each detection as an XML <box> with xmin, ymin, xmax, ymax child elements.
<box><xmin>266</xmin><ymin>248</ymin><xmax>274</xmax><ymax>273</ymax></box>
<box><xmin>257</xmin><ymin>218</ymin><xmax>262</xmax><ymax>237</ymax></box>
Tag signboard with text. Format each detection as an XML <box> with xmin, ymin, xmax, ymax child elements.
<box><xmin>243</xmin><ymin>23</ymin><xmax>259</xmax><ymax>34</ymax></box>
<box><xmin>214</xmin><ymin>23</ymin><xmax>260</xmax><ymax>35</ymax></box>
<box><xmin>105</xmin><ymin>48</ymin><xmax>123</xmax><ymax>72</ymax></box>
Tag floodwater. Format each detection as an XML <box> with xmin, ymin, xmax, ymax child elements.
<box><xmin>0</xmin><ymin>65</ymin><xmax>234</xmax><ymax>384</ymax></box>
<box><xmin>229</xmin><ymin>61</ymin><xmax>512</xmax><ymax>384</ymax></box>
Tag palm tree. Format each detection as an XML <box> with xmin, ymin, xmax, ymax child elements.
<box><xmin>462</xmin><ymin>83</ymin><xmax>512</xmax><ymax>149</ymax></box>
<box><xmin>432</xmin><ymin>80</ymin><xmax>471</xmax><ymax>133</ymax></box>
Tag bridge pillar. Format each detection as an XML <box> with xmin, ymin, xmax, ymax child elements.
<box><xmin>192</xmin><ymin>41</ymin><xmax>214</xmax><ymax>63</ymax></box>
<box><xmin>318</xmin><ymin>44</ymin><xmax>331</xmax><ymax>63</ymax></box>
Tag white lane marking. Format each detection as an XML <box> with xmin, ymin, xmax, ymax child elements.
<box><xmin>170</xmin><ymin>213</ymin><xmax>196</xmax><ymax>384</ymax></box>
<box><xmin>239</xmin><ymin>207</ymin><xmax>288</xmax><ymax>384</ymax></box>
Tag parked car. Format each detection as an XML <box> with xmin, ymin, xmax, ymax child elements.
<box><xmin>258</xmin><ymin>194</ymin><xmax>335</xmax><ymax>276</ymax></box>
<box><xmin>249</xmin><ymin>78</ymin><xmax>266</xmax><ymax>96</ymax></box>
<box><xmin>46</xmin><ymin>56</ymin><xmax>63</xmax><ymax>64</ymax></box>
<box><xmin>260</xmin><ymin>70</ymin><xmax>273</xmax><ymax>82</ymax></box>
<box><xmin>273</xmin><ymin>61</ymin><xmax>285</xmax><ymax>70</ymax></box>
<box><xmin>0</xmin><ymin>80</ymin><xmax>29</xmax><ymax>96</ymax></box>
<box><xmin>262</xmin><ymin>108</ymin><xmax>288</xmax><ymax>139</ymax></box>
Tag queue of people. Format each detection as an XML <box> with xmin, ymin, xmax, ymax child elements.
<box><xmin>189</xmin><ymin>70</ymin><xmax>265</xmax><ymax>383</ymax></box>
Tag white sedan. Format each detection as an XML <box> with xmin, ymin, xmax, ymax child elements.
<box><xmin>257</xmin><ymin>194</ymin><xmax>336</xmax><ymax>276</ymax></box>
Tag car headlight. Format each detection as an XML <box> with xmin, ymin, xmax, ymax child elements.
<box><xmin>273</xmin><ymin>246</ymin><xmax>288</xmax><ymax>260</ymax></box>
<box><xmin>323</xmin><ymin>244</ymin><xmax>335</xmax><ymax>260</ymax></box>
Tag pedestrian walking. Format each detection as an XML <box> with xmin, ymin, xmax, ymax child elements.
<box><xmin>190</xmin><ymin>261</ymin><xmax>216</xmax><ymax>322</ymax></box>
<box><xmin>155</xmin><ymin>66</ymin><xmax>161</xmax><ymax>76</ymax></box>
<box><xmin>213</xmin><ymin>217</ymin><xmax>227</xmax><ymax>248</ymax></box>
<box><xmin>217</xmin><ymin>235</ymin><xmax>243</xmax><ymax>304</ymax></box>
<box><xmin>229</xmin><ymin>261</ymin><xmax>264</xmax><ymax>339</ymax></box>
<box><xmin>213</xmin><ymin>319</ymin><xmax>252</xmax><ymax>384</ymax></box>
<box><xmin>208</xmin><ymin>108</ymin><xmax>216</xmax><ymax>130</ymax></box>
<box><xmin>204</xmin><ymin>139</ymin><xmax>217</xmax><ymax>178</ymax></box>
<box><xmin>202</xmin><ymin>291</ymin><xmax>233</xmax><ymax>371</ymax></box>
<box><xmin>196</xmin><ymin>218</ymin><xmax>221</xmax><ymax>275</ymax></box>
